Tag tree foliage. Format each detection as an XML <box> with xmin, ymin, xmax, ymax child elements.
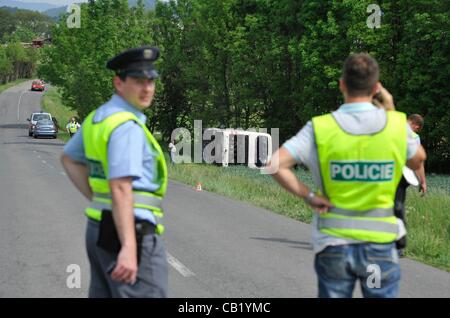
<box><xmin>0</xmin><ymin>41</ymin><xmax>37</xmax><ymax>83</ymax></box>
<box><xmin>39</xmin><ymin>0</ymin><xmax>154</xmax><ymax>119</ymax></box>
<box><xmin>0</xmin><ymin>7</ymin><xmax>53</xmax><ymax>43</ymax></box>
<box><xmin>0</xmin><ymin>7</ymin><xmax>53</xmax><ymax>83</ymax></box>
<box><xmin>38</xmin><ymin>0</ymin><xmax>450</xmax><ymax>172</ymax></box>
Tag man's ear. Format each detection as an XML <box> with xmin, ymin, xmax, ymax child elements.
<box><xmin>113</xmin><ymin>75</ymin><xmax>123</xmax><ymax>93</ymax></box>
<box><xmin>339</xmin><ymin>78</ymin><xmax>346</xmax><ymax>94</ymax></box>
<box><xmin>372</xmin><ymin>81</ymin><xmax>381</xmax><ymax>96</ymax></box>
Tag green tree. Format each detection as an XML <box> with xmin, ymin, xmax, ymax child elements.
<box><xmin>5</xmin><ymin>42</ymin><xmax>28</xmax><ymax>80</ymax></box>
<box><xmin>39</xmin><ymin>0</ymin><xmax>155</xmax><ymax>119</ymax></box>
<box><xmin>0</xmin><ymin>8</ymin><xmax>53</xmax><ymax>43</ymax></box>
<box><xmin>0</xmin><ymin>46</ymin><xmax>13</xmax><ymax>83</ymax></box>
<box><xmin>393</xmin><ymin>0</ymin><xmax>450</xmax><ymax>172</ymax></box>
<box><xmin>37</xmin><ymin>0</ymin><xmax>449</xmax><ymax>171</ymax></box>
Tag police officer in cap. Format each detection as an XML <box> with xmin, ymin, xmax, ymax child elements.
<box><xmin>61</xmin><ymin>46</ymin><xmax>169</xmax><ymax>298</ymax></box>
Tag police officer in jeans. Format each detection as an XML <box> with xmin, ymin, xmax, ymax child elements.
<box><xmin>268</xmin><ymin>53</ymin><xmax>426</xmax><ymax>298</ymax></box>
<box><xmin>61</xmin><ymin>46</ymin><xmax>168</xmax><ymax>298</ymax></box>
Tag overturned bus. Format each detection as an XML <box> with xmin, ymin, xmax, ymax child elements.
<box><xmin>202</xmin><ymin>128</ymin><xmax>272</xmax><ymax>169</ymax></box>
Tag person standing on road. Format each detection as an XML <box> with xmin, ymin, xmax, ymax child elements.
<box><xmin>268</xmin><ymin>53</ymin><xmax>426</xmax><ymax>298</ymax></box>
<box><xmin>61</xmin><ymin>46</ymin><xmax>169</xmax><ymax>298</ymax></box>
<box><xmin>168</xmin><ymin>140</ymin><xmax>176</xmax><ymax>164</ymax></box>
<box><xmin>66</xmin><ymin>117</ymin><xmax>81</xmax><ymax>137</ymax></box>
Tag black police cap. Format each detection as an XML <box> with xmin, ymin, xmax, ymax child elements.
<box><xmin>106</xmin><ymin>46</ymin><xmax>160</xmax><ymax>79</ymax></box>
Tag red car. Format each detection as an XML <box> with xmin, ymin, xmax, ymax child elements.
<box><xmin>31</xmin><ymin>80</ymin><xmax>45</xmax><ymax>91</ymax></box>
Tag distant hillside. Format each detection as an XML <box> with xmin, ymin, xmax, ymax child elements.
<box><xmin>43</xmin><ymin>4</ymin><xmax>66</xmax><ymax>18</ymax></box>
<box><xmin>0</xmin><ymin>0</ymin><xmax>58</xmax><ymax>12</ymax></box>
<box><xmin>0</xmin><ymin>5</ymin><xmax>53</xmax><ymax>43</ymax></box>
<box><xmin>0</xmin><ymin>5</ymin><xmax>18</xmax><ymax>12</ymax></box>
<box><xmin>43</xmin><ymin>0</ymin><xmax>156</xmax><ymax>18</ymax></box>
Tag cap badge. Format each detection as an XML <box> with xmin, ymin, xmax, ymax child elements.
<box><xmin>144</xmin><ymin>49</ymin><xmax>153</xmax><ymax>59</ymax></box>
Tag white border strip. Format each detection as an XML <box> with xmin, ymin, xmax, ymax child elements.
<box><xmin>167</xmin><ymin>252</ymin><xmax>195</xmax><ymax>278</ymax></box>
<box><xmin>17</xmin><ymin>91</ymin><xmax>26</xmax><ymax>121</ymax></box>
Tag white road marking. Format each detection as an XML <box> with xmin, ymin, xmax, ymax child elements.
<box><xmin>36</xmin><ymin>156</ymin><xmax>56</xmax><ymax>169</ymax></box>
<box><xmin>60</xmin><ymin>172</ymin><xmax>67</xmax><ymax>176</ymax></box>
<box><xmin>17</xmin><ymin>91</ymin><xmax>26</xmax><ymax>121</ymax></box>
<box><xmin>167</xmin><ymin>253</ymin><xmax>195</xmax><ymax>278</ymax></box>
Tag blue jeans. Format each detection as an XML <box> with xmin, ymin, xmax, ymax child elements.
<box><xmin>314</xmin><ymin>243</ymin><xmax>400</xmax><ymax>298</ymax></box>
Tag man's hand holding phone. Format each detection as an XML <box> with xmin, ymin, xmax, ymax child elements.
<box><xmin>373</xmin><ymin>83</ymin><xmax>396</xmax><ymax>111</ymax></box>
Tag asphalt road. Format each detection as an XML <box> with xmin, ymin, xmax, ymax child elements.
<box><xmin>0</xmin><ymin>81</ymin><xmax>449</xmax><ymax>298</ymax></box>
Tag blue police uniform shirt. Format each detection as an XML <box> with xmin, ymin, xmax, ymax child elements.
<box><xmin>63</xmin><ymin>94</ymin><xmax>159</xmax><ymax>225</ymax></box>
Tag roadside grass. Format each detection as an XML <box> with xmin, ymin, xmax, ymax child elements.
<box><xmin>405</xmin><ymin>189</ymin><xmax>450</xmax><ymax>270</ymax></box>
<box><xmin>41</xmin><ymin>87</ymin><xmax>77</xmax><ymax>142</ymax></box>
<box><xmin>168</xmin><ymin>161</ymin><xmax>313</xmax><ymax>221</ymax></box>
<box><xmin>168</xmin><ymin>161</ymin><xmax>450</xmax><ymax>272</ymax></box>
<box><xmin>0</xmin><ymin>79</ymin><xmax>30</xmax><ymax>94</ymax></box>
<box><xmin>55</xmin><ymin>131</ymin><xmax>71</xmax><ymax>143</ymax></box>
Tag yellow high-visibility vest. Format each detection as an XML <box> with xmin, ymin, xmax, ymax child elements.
<box><xmin>82</xmin><ymin>111</ymin><xmax>168</xmax><ymax>234</ymax></box>
<box><xmin>312</xmin><ymin>111</ymin><xmax>407</xmax><ymax>243</ymax></box>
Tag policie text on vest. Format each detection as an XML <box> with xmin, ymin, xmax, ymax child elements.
<box><xmin>330</xmin><ymin>161</ymin><xmax>394</xmax><ymax>182</ymax></box>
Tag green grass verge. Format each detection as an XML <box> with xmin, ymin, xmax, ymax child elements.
<box><xmin>168</xmin><ymin>161</ymin><xmax>450</xmax><ymax>272</ymax></box>
<box><xmin>0</xmin><ymin>79</ymin><xmax>30</xmax><ymax>94</ymax></box>
<box><xmin>41</xmin><ymin>87</ymin><xmax>78</xmax><ymax>142</ymax></box>
<box><xmin>405</xmin><ymin>189</ymin><xmax>450</xmax><ymax>270</ymax></box>
<box><xmin>168</xmin><ymin>161</ymin><xmax>315</xmax><ymax>222</ymax></box>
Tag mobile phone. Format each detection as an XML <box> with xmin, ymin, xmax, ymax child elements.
<box><xmin>373</xmin><ymin>91</ymin><xmax>383</xmax><ymax>103</ymax></box>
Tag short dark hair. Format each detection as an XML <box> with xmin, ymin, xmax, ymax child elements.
<box><xmin>408</xmin><ymin>114</ymin><xmax>424</xmax><ymax>129</ymax></box>
<box><xmin>117</xmin><ymin>72</ymin><xmax>127</xmax><ymax>81</ymax></box>
<box><xmin>342</xmin><ymin>53</ymin><xmax>380</xmax><ymax>97</ymax></box>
